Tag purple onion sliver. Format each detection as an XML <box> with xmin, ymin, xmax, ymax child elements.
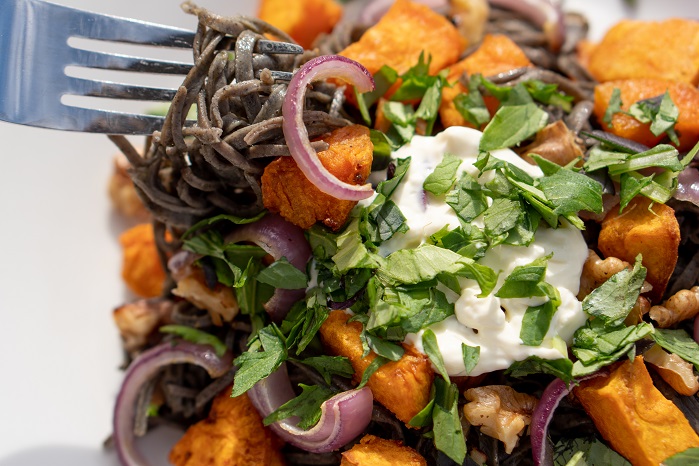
<box><xmin>694</xmin><ymin>315</ymin><xmax>699</xmax><ymax>344</ymax></box>
<box><xmin>675</xmin><ymin>166</ymin><xmax>699</xmax><ymax>207</ymax></box>
<box><xmin>113</xmin><ymin>341</ymin><xmax>232</xmax><ymax>466</ymax></box>
<box><xmin>226</xmin><ymin>214</ymin><xmax>311</xmax><ymax>322</ymax></box>
<box><xmin>282</xmin><ymin>55</ymin><xmax>375</xmax><ymax>201</ymax></box>
<box><xmin>248</xmin><ymin>363</ymin><xmax>373</xmax><ymax>453</ymax></box>
<box><xmin>358</xmin><ymin>0</ymin><xmax>449</xmax><ymax>25</ymax></box>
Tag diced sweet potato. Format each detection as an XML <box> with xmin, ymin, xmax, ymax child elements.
<box><xmin>586</xmin><ymin>19</ymin><xmax>699</xmax><ymax>85</ymax></box>
<box><xmin>257</xmin><ymin>0</ymin><xmax>342</xmax><ymax>49</ymax></box>
<box><xmin>573</xmin><ymin>357</ymin><xmax>699</xmax><ymax>466</ymax></box>
<box><xmin>341</xmin><ymin>435</ymin><xmax>427</xmax><ymax>466</ymax></box>
<box><xmin>261</xmin><ymin>124</ymin><xmax>373</xmax><ymax>231</ymax></box>
<box><xmin>119</xmin><ymin>223</ymin><xmax>166</xmax><ymax>298</ymax></box>
<box><xmin>440</xmin><ymin>34</ymin><xmax>532</xmax><ymax>128</ymax></box>
<box><xmin>319</xmin><ymin>310</ymin><xmax>434</xmax><ymax>424</ymax></box>
<box><xmin>340</xmin><ymin>0</ymin><xmax>464</xmax><ymax>99</ymax></box>
<box><xmin>593</xmin><ymin>79</ymin><xmax>699</xmax><ymax>151</ymax></box>
<box><xmin>598</xmin><ymin>196</ymin><xmax>680</xmax><ymax>303</ymax></box>
<box><xmin>170</xmin><ymin>388</ymin><xmax>285</xmax><ymax>466</ymax></box>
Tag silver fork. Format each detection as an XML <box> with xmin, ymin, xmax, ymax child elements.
<box><xmin>0</xmin><ymin>0</ymin><xmax>301</xmax><ymax>134</ymax></box>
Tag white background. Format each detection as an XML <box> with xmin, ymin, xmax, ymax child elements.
<box><xmin>0</xmin><ymin>0</ymin><xmax>690</xmax><ymax>465</ymax></box>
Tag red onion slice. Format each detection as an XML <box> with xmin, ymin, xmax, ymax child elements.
<box><xmin>694</xmin><ymin>315</ymin><xmax>699</xmax><ymax>344</ymax></box>
<box><xmin>675</xmin><ymin>166</ymin><xmax>699</xmax><ymax>207</ymax></box>
<box><xmin>490</xmin><ymin>0</ymin><xmax>565</xmax><ymax>52</ymax></box>
<box><xmin>283</xmin><ymin>55</ymin><xmax>375</xmax><ymax>201</ymax></box>
<box><xmin>113</xmin><ymin>341</ymin><xmax>232</xmax><ymax>466</ymax></box>
<box><xmin>248</xmin><ymin>363</ymin><xmax>373</xmax><ymax>452</ymax></box>
<box><xmin>530</xmin><ymin>372</ymin><xmax>606</xmax><ymax>466</ymax></box>
<box><xmin>225</xmin><ymin>213</ymin><xmax>312</xmax><ymax>322</ymax></box>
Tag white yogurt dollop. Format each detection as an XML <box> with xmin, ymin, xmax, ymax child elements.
<box><xmin>379</xmin><ymin>127</ymin><xmax>588</xmax><ymax>377</ymax></box>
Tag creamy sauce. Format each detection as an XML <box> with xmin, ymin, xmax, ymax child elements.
<box><xmin>379</xmin><ymin>127</ymin><xmax>588</xmax><ymax>376</ymax></box>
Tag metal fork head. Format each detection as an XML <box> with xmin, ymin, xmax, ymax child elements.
<box><xmin>0</xmin><ymin>0</ymin><xmax>198</xmax><ymax>134</ymax></box>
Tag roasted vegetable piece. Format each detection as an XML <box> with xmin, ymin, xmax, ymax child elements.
<box><xmin>261</xmin><ymin>125</ymin><xmax>373</xmax><ymax>231</ymax></box>
<box><xmin>597</xmin><ymin>196</ymin><xmax>680</xmax><ymax>303</ymax></box>
<box><xmin>340</xmin><ymin>434</ymin><xmax>428</xmax><ymax>465</ymax></box>
<box><xmin>108</xmin><ymin>153</ymin><xmax>149</xmax><ymax>220</ymax></box>
<box><xmin>462</xmin><ymin>385</ymin><xmax>538</xmax><ymax>454</ymax></box>
<box><xmin>574</xmin><ymin>356</ymin><xmax>699</xmax><ymax>466</ymax></box>
<box><xmin>340</xmin><ymin>0</ymin><xmax>464</xmax><ymax>99</ymax></box>
<box><xmin>586</xmin><ymin>19</ymin><xmax>699</xmax><ymax>85</ymax></box>
<box><xmin>319</xmin><ymin>310</ymin><xmax>434</xmax><ymax>424</ymax></box>
<box><xmin>169</xmin><ymin>388</ymin><xmax>285</xmax><ymax>466</ymax></box>
<box><xmin>119</xmin><ymin>223</ymin><xmax>166</xmax><ymax>298</ymax></box>
<box><xmin>593</xmin><ymin>78</ymin><xmax>699</xmax><ymax>151</ymax></box>
<box><xmin>440</xmin><ymin>34</ymin><xmax>532</xmax><ymax>128</ymax></box>
<box><xmin>257</xmin><ymin>0</ymin><xmax>342</xmax><ymax>49</ymax></box>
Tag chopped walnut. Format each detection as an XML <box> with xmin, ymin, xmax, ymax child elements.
<box><xmin>450</xmin><ymin>0</ymin><xmax>489</xmax><ymax>45</ymax></box>
<box><xmin>113</xmin><ymin>298</ymin><xmax>174</xmax><ymax>353</ymax></box>
<box><xmin>578</xmin><ymin>249</ymin><xmax>629</xmax><ymax>300</ymax></box>
<box><xmin>644</xmin><ymin>344</ymin><xmax>699</xmax><ymax>396</ymax></box>
<box><xmin>649</xmin><ymin>286</ymin><xmax>699</xmax><ymax>328</ymax></box>
<box><xmin>519</xmin><ymin>121</ymin><xmax>584</xmax><ymax>167</ymax></box>
<box><xmin>108</xmin><ymin>153</ymin><xmax>149</xmax><ymax>220</ymax></box>
<box><xmin>463</xmin><ymin>385</ymin><xmax>538</xmax><ymax>454</ymax></box>
<box><xmin>171</xmin><ymin>269</ymin><xmax>239</xmax><ymax>326</ymax></box>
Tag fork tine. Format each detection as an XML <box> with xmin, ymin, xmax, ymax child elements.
<box><xmin>52</xmin><ymin>107</ymin><xmax>167</xmax><ymax>133</ymax></box>
<box><xmin>69</xmin><ymin>49</ymin><xmax>192</xmax><ymax>75</ymax></box>
<box><xmin>66</xmin><ymin>77</ymin><xmax>179</xmax><ymax>101</ymax></box>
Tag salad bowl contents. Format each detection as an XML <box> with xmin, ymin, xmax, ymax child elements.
<box><xmin>3</xmin><ymin>0</ymin><xmax>699</xmax><ymax>465</ymax></box>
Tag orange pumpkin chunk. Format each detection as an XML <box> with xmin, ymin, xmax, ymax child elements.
<box><xmin>169</xmin><ymin>389</ymin><xmax>285</xmax><ymax>466</ymax></box>
<box><xmin>440</xmin><ymin>34</ymin><xmax>532</xmax><ymax>128</ymax></box>
<box><xmin>341</xmin><ymin>435</ymin><xmax>428</xmax><ymax>465</ymax></box>
<box><xmin>598</xmin><ymin>196</ymin><xmax>680</xmax><ymax>303</ymax></box>
<box><xmin>119</xmin><ymin>223</ymin><xmax>166</xmax><ymax>298</ymax></box>
<box><xmin>319</xmin><ymin>310</ymin><xmax>434</xmax><ymax>424</ymax></box>
<box><xmin>586</xmin><ymin>19</ymin><xmax>699</xmax><ymax>85</ymax></box>
<box><xmin>593</xmin><ymin>79</ymin><xmax>699</xmax><ymax>151</ymax></box>
<box><xmin>261</xmin><ymin>124</ymin><xmax>373</xmax><ymax>231</ymax></box>
<box><xmin>257</xmin><ymin>0</ymin><xmax>342</xmax><ymax>49</ymax></box>
<box><xmin>574</xmin><ymin>357</ymin><xmax>699</xmax><ymax>466</ymax></box>
<box><xmin>340</xmin><ymin>0</ymin><xmax>464</xmax><ymax>100</ymax></box>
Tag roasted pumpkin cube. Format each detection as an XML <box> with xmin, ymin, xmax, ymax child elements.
<box><xmin>593</xmin><ymin>78</ymin><xmax>699</xmax><ymax>151</ymax></box>
<box><xmin>319</xmin><ymin>310</ymin><xmax>434</xmax><ymax>424</ymax></box>
<box><xmin>586</xmin><ymin>19</ymin><xmax>699</xmax><ymax>85</ymax></box>
<box><xmin>119</xmin><ymin>223</ymin><xmax>166</xmax><ymax>298</ymax></box>
<box><xmin>440</xmin><ymin>34</ymin><xmax>532</xmax><ymax>128</ymax></box>
<box><xmin>341</xmin><ymin>435</ymin><xmax>428</xmax><ymax>465</ymax></box>
<box><xmin>257</xmin><ymin>0</ymin><xmax>342</xmax><ymax>49</ymax></box>
<box><xmin>169</xmin><ymin>389</ymin><xmax>285</xmax><ymax>466</ymax></box>
<box><xmin>340</xmin><ymin>0</ymin><xmax>464</xmax><ymax>100</ymax></box>
<box><xmin>574</xmin><ymin>356</ymin><xmax>699</xmax><ymax>466</ymax></box>
<box><xmin>261</xmin><ymin>124</ymin><xmax>373</xmax><ymax>231</ymax></box>
<box><xmin>598</xmin><ymin>196</ymin><xmax>680</xmax><ymax>303</ymax></box>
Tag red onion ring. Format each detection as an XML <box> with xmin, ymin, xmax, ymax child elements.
<box><xmin>283</xmin><ymin>55</ymin><xmax>375</xmax><ymax>201</ymax></box>
<box><xmin>113</xmin><ymin>341</ymin><xmax>232</xmax><ymax>466</ymax></box>
<box><xmin>248</xmin><ymin>363</ymin><xmax>374</xmax><ymax>452</ymax></box>
<box><xmin>358</xmin><ymin>0</ymin><xmax>449</xmax><ymax>25</ymax></box>
<box><xmin>490</xmin><ymin>0</ymin><xmax>565</xmax><ymax>52</ymax></box>
<box><xmin>530</xmin><ymin>372</ymin><xmax>606</xmax><ymax>466</ymax></box>
<box><xmin>694</xmin><ymin>315</ymin><xmax>699</xmax><ymax>344</ymax></box>
<box><xmin>675</xmin><ymin>166</ymin><xmax>699</xmax><ymax>207</ymax></box>
<box><xmin>225</xmin><ymin>213</ymin><xmax>312</xmax><ymax>322</ymax></box>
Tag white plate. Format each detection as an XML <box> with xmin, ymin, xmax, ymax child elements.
<box><xmin>0</xmin><ymin>1</ymin><xmax>691</xmax><ymax>465</ymax></box>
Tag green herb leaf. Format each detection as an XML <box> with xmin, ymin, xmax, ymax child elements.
<box><xmin>664</xmin><ymin>447</ymin><xmax>699</xmax><ymax>465</ymax></box>
<box><xmin>479</xmin><ymin>103</ymin><xmax>549</xmax><ymax>151</ymax></box>
<box><xmin>653</xmin><ymin>329</ymin><xmax>699</xmax><ymax>370</ymax></box>
<box><xmin>432</xmin><ymin>378</ymin><xmax>467</xmax><ymax>464</ymax></box>
<box><xmin>255</xmin><ymin>257</ymin><xmax>307</xmax><ymax>289</ymax></box>
<box><xmin>603</xmin><ymin>88</ymin><xmax>622</xmax><ymax>126</ymax></box>
<box><xmin>232</xmin><ymin>325</ymin><xmax>287</xmax><ymax>397</ymax></box>
<box><xmin>422</xmin><ymin>329</ymin><xmax>450</xmax><ymax>381</ymax></box>
<box><xmin>408</xmin><ymin>385</ymin><xmax>435</xmax><ymax>427</ymax></box>
<box><xmin>461</xmin><ymin>344</ymin><xmax>480</xmax><ymax>375</ymax></box>
<box><xmin>332</xmin><ymin>219</ymin><xmax>381</xmax><ymax>273</ymax></box>
<box><xmin>263</xmin><ymin>383</ymin><xmax>335</xmax><ymax>429</ymax></box>
<box><xmin>423</xmin><ymin>153</ymin><xmax>463</xmax><ymax>195</ymax></box>
<box><xmin>520</xmin><ymin>300</ymin><xmax>557</xmax><ymax>346</ymax></box>
<box><xmin>446</xmin><ymin>172</ymin><xmax>488</xmax><ymax>223</ymax></box>
<box><xmin>298</xmin><ymin>355</ymin><xmax>354</xmax><ymax>384</ymax></box>
<box><xmin>181</xmin><ymin>212</ymin><xmax>266</xmax><ymax>240</ymax></box>
<box><xmin>159</xmin><ymin>325</ymin><xmax>228</xmax><ymax>358</ymax></box>
<box><xmin>357</xmin><ymin>355</ymin><xmax>389</xmax><ymax>388</ymax></box>
<box><xmin>454</xmin><ymin>74</ymin><xmax>491</xmax><ymax>127</ymax></box>
<box><xmin>495</xmin><ymin>254</ymin><xmax>551</xmax><ymax>299</ymax></box>
<box><xmin>506</xmin><ymin>356</ymin><xmax>574</xmax><ymax>382</ymax></box>
<box><xmin>581</xmin><ymin>256</ymin><xmax>646</xmax><ymax>326</ymax></box>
